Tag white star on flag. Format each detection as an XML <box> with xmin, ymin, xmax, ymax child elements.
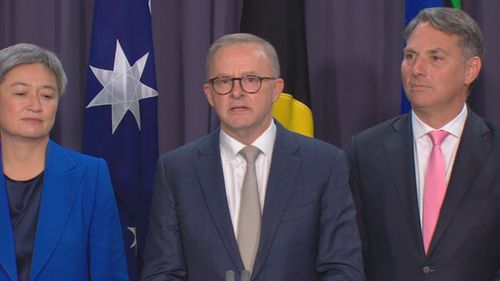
<box><xmin>86</xmin><ymin>40</ymin><xmax>158</xmax><ymax>133</ymax></box>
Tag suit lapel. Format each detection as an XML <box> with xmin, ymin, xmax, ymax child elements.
<box><xmin>251</xmin><ymin>124</ymin><xmax>301</xmax><ymax>277</ymax></box>
<box><xmin>382</xmin><ymin>115</ymin><xmax>425</xmax><ymax>254</ymax></box>
<box><xmin>0</xmin><ymin>150</ymin><xmax>18</xmax><ymax>280</ymax></box>
<box><xmin>30</xmin><ymin>141</ymin><xmax>82</xmax><ymax>280</ymax></box>
<box><xmin>195</xmin><ymin>131</ymin><xmax>243</xmax><ymax>270</ymax></box>
<box><xmin>428</xmin><ymin>111</ymin><xmax>493</xmax><ymax>254</ymax></box>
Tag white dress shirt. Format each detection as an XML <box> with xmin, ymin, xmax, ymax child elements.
<box><xmin>412</xmin><ymin>105</ymin><xmax>467</xmax><ymax>224</ymax></box>
<box><xmin>219</xmin><ymin>121</ymin><xmax>276</xmax><ymax>236</ymax></box>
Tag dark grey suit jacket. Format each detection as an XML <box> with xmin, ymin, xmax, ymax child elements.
<box><xmin>142</xmin><ymin>123</ymin><xmax>364</xmax><ymax>281</ymax></box>
<box><xmin>347</xmin><ymin>110</ymin><xmax>500</xmax><ymax>281</ymax></box>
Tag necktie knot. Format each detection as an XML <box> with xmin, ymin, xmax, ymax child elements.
<box><xmin>240</xmin><ymin>146</ymin><xmax>261</xmax><ymax>164</ymax></box>
<box><xmin>428</xmin><ymin>130</ymin><xmax>449</xmax><ymax>146</ymax></box>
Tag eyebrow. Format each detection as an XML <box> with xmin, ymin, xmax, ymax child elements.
<box><xmin>404</xmin><ymin>46</ymin><xmax>447</xmax><ymax>53</ymax></box>
<box><xmin>213</xmin><ymin>71</ymin><xmax>260</xmax><ymax>77</ymax></box>
<box><xmin>9</xmin><ymin>81</ymin><xmax>57</xmax><ymax>91</ymax></box>
<box><xmin>426</xmin><ymin>48</ymin><xmax>449</xmax><ymax>55</ymax></box>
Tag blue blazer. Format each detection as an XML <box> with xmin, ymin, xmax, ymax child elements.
<box><xmin>347</xmin><ymin>110</ymin><xmax>500</xmax><ymax>281</ymax></box>
<box><xmin>0</xmin><ymin>140</ymin><xmax>128</xmax><ymax>281</ymax></box>
<box><xmin>142</xmin><ymin>123</ymin><xmax>364</xmax><ymax>281</ymax></box>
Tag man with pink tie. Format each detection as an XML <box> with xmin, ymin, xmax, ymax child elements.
<box><xmin>347</xmin><ymin>7</ymin><xmax>500</xmax><ymax>281</ymax></box>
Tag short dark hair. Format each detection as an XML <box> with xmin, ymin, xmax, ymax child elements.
<box><xmin>404</xmin><ymin>7</ymin><xmax>483</xmax><ymax>60</ymax></box>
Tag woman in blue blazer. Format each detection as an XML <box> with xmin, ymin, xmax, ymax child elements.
<box><xmin>0</xmin><ymin>43</ymin><xmax>128</xmax><ymax>281</ymax></box>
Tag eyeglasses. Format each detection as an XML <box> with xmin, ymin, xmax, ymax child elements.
<box><xmin>207</xmin><ymin>75</ymin><xmax>276</xmax><ymax>95</ymax></box>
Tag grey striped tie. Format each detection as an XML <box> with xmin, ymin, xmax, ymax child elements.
<box><xmin>237</xmin><ymin>145</ymin><xmax>261</xmax><ymax>273</ymax></box>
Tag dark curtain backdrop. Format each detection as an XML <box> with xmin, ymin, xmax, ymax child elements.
<box><xmin>1</xmin><ymin>0</ymin><xmax>499</xmax><ymax>153</ymax></box>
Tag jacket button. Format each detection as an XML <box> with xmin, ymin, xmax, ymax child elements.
<box><xmin>422</xmin><ymin>266</ymin><xmax>433</xmax><ymax>274</ymax></box>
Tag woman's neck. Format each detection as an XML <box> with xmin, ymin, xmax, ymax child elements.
<box><xmin>2</xmin><ymin>137</ymin><xmax>48</xmax><ymax>181</ymax></box>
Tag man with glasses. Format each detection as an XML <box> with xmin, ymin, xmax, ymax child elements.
<box><xmin>142</xmin><ymin>33</ymin><xmax>364</xmax><ymax>281</ymax></box>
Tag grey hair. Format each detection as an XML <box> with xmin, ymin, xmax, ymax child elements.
<box><xmin>0</xmin><ymin>43</ymin><xmax>67</xmax><ymax>95</ymax></box>
<box><xmin>404</xmin><ymin>7</ymin><xmax>484</xmax><ymax>60</ymax></box>
<box><xmin>205</xmin><ymin>33</ymin><xmax>280</xmax><ymax>79</ymax></box>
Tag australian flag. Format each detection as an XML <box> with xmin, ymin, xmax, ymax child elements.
<box><xmin>83</xmin><ymin>0</ymin><xmax>158</xmax><ymax>279</ymax></box>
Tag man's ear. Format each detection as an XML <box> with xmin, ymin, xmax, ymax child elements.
<box><xmin>272</xmin><ymin>78</ymin><xmax>284</xmax><ymax>103</ymax></box>
<box><xmin>203</xmin><ymin>83</ymin><xmax>215</xmax><ymax>107</ymax></box>
<box><xmin>465</xmin><ymin>56</ymin><xmax>482</xmax><ymax>85</ymax></box>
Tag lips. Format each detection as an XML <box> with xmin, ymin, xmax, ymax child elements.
<box><xmin>22</xmin><ymin>117</ymin><xmax>43</xmax><ymax>123</ymax></box>
<box><xmin>409</xmin><ymin>81</ymin><xmax>432</xmax><ymax>90</ymax></box>
<box><xmin>230</xmin><ymin>105</ymin><xmax>250</xmax><ymax>112</ymax></box>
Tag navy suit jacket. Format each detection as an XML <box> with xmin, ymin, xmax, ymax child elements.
<box><xmin>142</xmin><ymin>123</ymin><xmax>364</xmax><ymax>281</ymax></box>
<box><xmin>0</xmin><ymin>140</ymin><xmax>128</xmax><ymax>281</ymax></box>
<box><xmin>347</xmin><ymin>110</ymin><xmax>500</xmax><ymax>281</ymax></box>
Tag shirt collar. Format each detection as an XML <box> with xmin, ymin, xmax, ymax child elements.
<box><xmin>219</xmin><ymin>120</ymin><xmax>277</xmax><ymax>160</ymax></box>
<box><xmin>412</xmin><ymin>104</ymin><xmax>468</xmax><ymax>140</ymax></box>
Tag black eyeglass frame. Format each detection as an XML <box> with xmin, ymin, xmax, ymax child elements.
<box><xmin>207</xmin><ymin>75</ymin><xmax>277</xmax><ymax>95</ymax></box>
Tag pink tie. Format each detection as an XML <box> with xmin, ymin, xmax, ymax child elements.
<box><xmin>422</xmin><ymin>130</ymin><xmax>449</xmax><ymax>254</ymax></box>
